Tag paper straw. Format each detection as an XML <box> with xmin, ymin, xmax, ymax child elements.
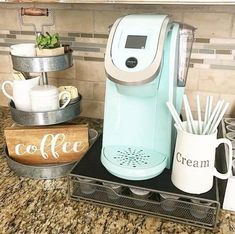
<box><xmin>202</xmin><ymin>101</ymin><xmax>222</xmax><ymax>135</ymax></box>
<box><xmin>208</xmin><ymin>96</ymin><xmax>213</xmax><ymax>119</ymax></box>
<box><xmin>183</xmin><ymin>95</ymin><xmax>196</xmax><ymax>134</ymax></box>
<box><xmin>196</xmin><ymin>95</ymin><xmax>202</xmax><ymax>134</ymax></box>
<box><xmin>166</xmin><ymin>102</ymin><xmax>185</xmax><ymax>131</ymax></box>
<box><xmin>209</xmin><ymin>102</ymin><xmax>229</xmax><ymax>134</ymax></box>
<box><xmin>184</xmin><ymin>99</ymin><xmax>193</xmax><ymax>133</ymax></box>
<box><xmin>208</xmin><ymin>100</ymin><xmax>224</xmax><ymax>134</ymax></box>
<box><xmin>203</xmin><ymin>96</ymin><xmax>210</xmax><ymax>131</ymax></box>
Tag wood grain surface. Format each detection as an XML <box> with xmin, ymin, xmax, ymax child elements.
<box><xmin>4</xmin><ymin>124</ymin><xmax>89</xmax><ymax>165</ymax></box>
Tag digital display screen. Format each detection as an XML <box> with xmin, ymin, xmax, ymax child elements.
<box><xmin>125</xmin><ymin>35</ymin><xmax>147</xmax><ymax>49</ymax></box>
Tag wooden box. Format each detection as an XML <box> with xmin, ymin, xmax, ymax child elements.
<box><xmin>36</xmin><ymin>47</ymin><xmax>64</xmax><ymax>57</ymax></box>
<box><xmin>4</xmin><ymin>124</ymin><xmax>89</xmax><ymax>165</ymax></box>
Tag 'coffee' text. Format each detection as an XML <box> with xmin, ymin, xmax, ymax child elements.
<box><xmin>15</xmin><ymin>133</ymin><xmax>85</xmax><ymax>159</ymax></box>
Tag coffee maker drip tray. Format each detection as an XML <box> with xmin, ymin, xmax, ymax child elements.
<box><xmin>101</xmin><ymin>145</ymin><xmax>167</xmax><ymax>180</ymax></box>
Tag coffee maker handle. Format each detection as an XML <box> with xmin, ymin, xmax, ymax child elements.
<box><xmin>214</xmin><ymin>138</ymin><xmax>233</xmax><ymax>180</ymax></box>
<box><xmin>2</xmin><ymin>81</ymin><xmax>14</xmax><ymax>101</ymax></box>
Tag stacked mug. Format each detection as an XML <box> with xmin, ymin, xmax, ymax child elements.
<box><xmin>2</xmin><ymin>78</ymin><xmax>72</xmax><ymax>113</ymax></box>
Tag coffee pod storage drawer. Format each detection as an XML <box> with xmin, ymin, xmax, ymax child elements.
<box><xmin>68</xmin><ymin>176</ymin><xmax>220</xmax><ymax>230</ymax></box>
<box><xmin>68</xmin><ymin>134</ymin><xmax>220</xmax><ymax>230</ymax></box>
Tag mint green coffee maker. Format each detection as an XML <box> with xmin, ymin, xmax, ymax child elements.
<box><xmin>101</xmin><ymin>14</ymin><xmax>195</xmax><ymax>180</ymax></box>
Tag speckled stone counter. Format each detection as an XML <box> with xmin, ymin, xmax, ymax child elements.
<box><xmin>0</xmin><ymin>106</ymin><xmax>235</xmax><ymax>234</ymax></box>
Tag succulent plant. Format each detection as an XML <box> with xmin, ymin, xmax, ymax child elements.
<box><xmin>36</xmin><ymin>32</ymin><xmax>60</xmax><ymax>49</ymax></box>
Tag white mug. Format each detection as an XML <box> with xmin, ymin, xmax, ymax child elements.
<box><xmin>171</xmin><ymin>121</ymin><xmax>233</xmax><ymax>194</ymax></box>
<box><xmin>10</xmin><ymin>43</ymin><xmax>36</xmax><ymax>57</ymax></box>
<box><xmin>2</xmin><ymin>76</ymin><xmax>40</xmax><ymax>111</ymax></box>
<box><xmin>30</xmin><ymin>85</ymin><xmax>71</xmax><ymax>112</ymax></box>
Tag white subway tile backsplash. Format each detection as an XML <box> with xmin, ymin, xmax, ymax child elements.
<box><xmin>75</xmin><ymin>60</ymin><xmax>106</xmax><ymax>82</ymax></box>
<box><xmin>184</xmin><ymin>90</ymin><xmax>220</xmax><ymax>113</ymax></box>
<box><xmin>93</xmin><ymin>82</ymin><xmax>105</xmax><ymax>101</ymax></box>
<box><xmin>183</xmin><ymin>13</ymin><xmax>233</xmax><ymax>38</ymax></box>
<box><xmin>55</xmin><ymin>10</ymin><xmax>93</xmax><ymax>33</ymax></box>
<box><xmin>215</xmin><ymin>54</ymin><xmax>234</xmax><ymax>60</ymax></box>
<box><xmin>192</xmin><ymin>43</ymin><xmax>205</xmax><ymax>50</ymax></box>
<box><xmin>185</xmin><ymin>68</ymin><xmax>199</xmax><ymax>91</ymax></box>
<box><xmin>191</xmin><ymin>53</ymin><xmax>216</xmax><ymax>60</ymax></box>
<box><xmin>0</xmin><ymin>46</ymin><xmax>10</xmax><ymax>52</ymax></box>
<box><xmin>0</xmin><ymin>9</ymin><xmax>20</xmax><ymax>31</ymax></box>
<box><xmin>75</xmin><ymin>37</ymin><xmax>108</xmax><ymax>44</ymax></box>
<box><xmin>94</xmin><ymin>11</ymin><xmax>126</xmax><ymax>33</ymax></box>
<box><xmin>80</xmin><ymin>100</ymin><xmax>104</xmax><ymax>119</ymax></box>
<box><xmin>193</xmin><ymin>64</ymin><xmax>210</xmax><ymax>69</ymax></box>
<box><xmin>0</xmin><ymin>4</ymin><xmax>235</xmax><ymax>118</ymax></box>
<box><xmin>231</xmin><ymin>17</ymin><xmax>235</xmax><ymax>38</ymax></box>
<box><xmin>219</xmin><ymin>94</ymin><xmax>235</xmax><ymax>116</ymax></box>
<box><xmin>76</xmin><ymin>51</ymin><xmax>104</xmax><ymax>59</ymax></box>
<box><xmin>76</xmin><ymin>81</ymin><xmax>94</xmax><ymax>99</ymax></box>
<box><xmin>204</xmin><ymin>59</ymin><xmax>235</xmax><ymax>67</ymax></box>
<box><xmin>198</xmin><ymin>69</ymin><xmax>235</xmax><ymax>94</ymax></box>
<box><xmin>0</xmin><ymin>55</ymin><xmax>11</xmax><ymax>73</ymax></box>
<box><xmin>210</xmin><ymin>38</ymin><xmax>235</xmax><ymax>44</ymax></box>
<box><xmin>15</xmin><ymin>34</ymin><xmax>36</xmax><ymax>41</ymax></box>
<box><xmin>48</xmin><ymin>66</ymin><xmax>76</xmax><ymax>80</ymax></box>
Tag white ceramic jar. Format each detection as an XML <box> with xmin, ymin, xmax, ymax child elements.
<box><xmin>30</xmin><ymin>85</ymin><xmax>71</xmax><ymax>112</ymax></box>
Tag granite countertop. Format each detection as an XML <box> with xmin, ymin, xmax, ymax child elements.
<box><xmin>0</xmin><ymin>106</ymin><xmax>235</xmax><ymax>234</ymax></box>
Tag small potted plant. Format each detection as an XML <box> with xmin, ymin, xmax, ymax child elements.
<box><xmin>36</xmin><ymin>32</ymin><xmax>64</xmax><ymax>57</ymax></box>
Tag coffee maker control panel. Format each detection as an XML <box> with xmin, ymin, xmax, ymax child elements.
<box><xmin>110</xmin><ymin>15</ymin><xmax>168</xmax><ymax>74</ymax></box>
<box><xmin>105</xmin><ymin>14</ymin><xmax>169</xmax><ymax>85</ymax></box>
<box><xmin>124</xmin><ymin>35</ymin><xmax>147</xmax><ymax>68</ymax></box>
<box><xmin>112</xmin><ymin>30</ymin><xmax>156</xmax><ymax>72</ymax></box>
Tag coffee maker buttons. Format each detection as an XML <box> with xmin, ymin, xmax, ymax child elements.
<box><xmin>125</xmin><ymin>57</ymin><xmax>138</xmax><ymax>68</ymax></box>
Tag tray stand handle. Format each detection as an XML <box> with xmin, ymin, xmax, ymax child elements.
<box><xmin>19</xmin><ymin>8</ymin><xmax>55</xmax><ymax>35</ymax></box>
<box><xmin>21</xmin><ymin>8</ymin><xmax>49</xmax><ymax>16</ymax></box>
